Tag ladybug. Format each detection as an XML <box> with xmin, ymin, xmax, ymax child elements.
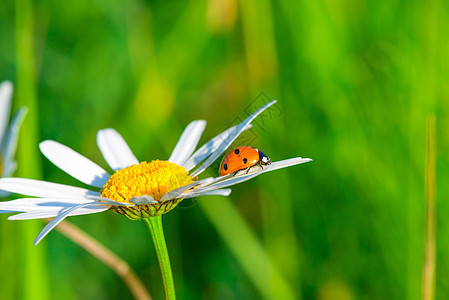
<box><xmin>219</xmin><ymin>146</ymin><xmax>271</xmax><ymax>177</ymax></box>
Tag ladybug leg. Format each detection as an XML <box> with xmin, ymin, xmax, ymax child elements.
<box><xmin>245</xmin><ymin>165</ymin><xmax>256</xmax><ymax>174</ymax></box>
<box><xmin>244</xmin><ymin>163</ymin><xmax>263</xmax><ymax>175</ymax></box>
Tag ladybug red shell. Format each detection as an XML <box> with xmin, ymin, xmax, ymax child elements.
<box><xmin>219</xmin><ymin>146</ymin><xmax>271</xmax><ymax>177</ymax></box>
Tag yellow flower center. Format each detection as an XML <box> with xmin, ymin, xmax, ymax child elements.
<box><xmin>101</xmin><ymin>160</ymin><xmax>193</xmax><ymax>219</ymax></box>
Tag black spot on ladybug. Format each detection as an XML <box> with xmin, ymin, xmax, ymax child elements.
<box><xmin>243</xmin><ymin>158</ymin><xmax>248</xmax><ymax>164</ymax></box>
<box><xmin>234</xmin><ymin>149</ymin><xmax>240</xmax><ymax>154</ymax></box>
<box><xmin>224</xmin><ymin>163</ymin><xmax>228</xmax><ymax>171</ymax></box>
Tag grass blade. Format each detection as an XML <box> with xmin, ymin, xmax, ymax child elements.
<box><xmin>15</xmin><ymin>0</ymin><xmax>50</xmax><ymax>297</ymax></box>
<box><xmin>422</xmin><ymin>115</ymin><xmax>436</xmax><ymax>300</ymax></box>
<box><xmin>200</xmin><ymin>197</ymin><xmax>297</xmax><ymax>300</ymax></box>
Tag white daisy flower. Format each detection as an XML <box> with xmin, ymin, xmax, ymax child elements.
<box><xmin>0</xmin><ymin>81</ymin><xmax>28</xmax><ymax>195</ymax></box>
<box><xmin>0</xmin><ymin>100</ymin><xmax>312</xmax><ymax>245</ymax></box>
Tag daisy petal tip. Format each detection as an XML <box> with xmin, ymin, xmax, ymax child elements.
<box><xmin>97</xmin><ymin>128</ymin><xmax>139</xmax><ymax>171</ymax></box>
<box><xmin>262</xmin><ymin>100</ymin><xmax>277</xmax><ymax>109</ymax></box>
<box><xmin>15</xmin><ymin>106</ymin><xmax>28</xmax><ymax>118</ymax></box>
<box><xmin>7</xmin><ymin>214</ymin><xmax>17</xmax><ymax>221</ymax></box>
<box><xmin>39</xmin><ymin>140</ymin><xmax>110</xmax><ymax>187</ymax></box>
<box><xmin>97</xmin><ymin>128</ymin><xmax>116</xmax><ymax>136</ymax></box>
<box><xmin>169</xmin><ymin>120</ymin><xmax>207</xmax><ymax>166</ymax></box>
<box><xmin>38</xmin><ymin>140</ymin><xmax>54</xmax><ymax>152</ymax></box>
<box><xmin>1</xmin><ymin>80</ymin><xmax>13</xmax><ymax>87</ymax></box>
<box><xmin>7</xmin><ymin>212</ymin><xmax>36</xmax><ymax>221</ymax></box>
<box><xmin>221</xmin><ymin>189</ymin><xmax>232</xmax><ymax>196</ymax></box>
<box><xmin>195</xmin><ymin>119</ymin><xmax>207</xmax><ymax>126</ymax></box>
<box><xmin>33</xmin><ymin>237</ymin><xmax>42</xmax><ymax>246</ymax></box>
<box><xmin>33</xmin><ymin>223</ymin><xmax>56</xmax><ymax>245</ymax></box>
<box><xmin>0</xmin><ymin>80</ymin><xmax>13</xmax><ymax>94</ymax></box>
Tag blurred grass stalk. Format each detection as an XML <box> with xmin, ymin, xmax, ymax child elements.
<box><xmin>422</xmin><ymin>115</ymin><xmax>436</xmax><ymax>300</ymax></box>
<box><xmin>14</xmin><ymin>0</ymin><xmax>50</xmax><ymax>298</ymax></box>
<box><xmin>239</xmin><ymin>1</ymin><xmax>301</xmax><ymax>298</ymax></box>
<box><xmin>52</xmin><ymin>220</ymin><xmax>152</xmax><ymax>300</ymax></box>
<box><xmin>200</xmin><ymin>198</ymin><xmax>297</xmax><ymax>300</ymax></box>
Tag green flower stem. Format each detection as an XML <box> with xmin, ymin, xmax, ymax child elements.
<box><xmin>144</xmin><ymin>216</ymin><xmax>176</xmax><ymax>300</ymax></box>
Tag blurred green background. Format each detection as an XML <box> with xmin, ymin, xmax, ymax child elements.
<box><xmin>1</xmin><ymin>0</ymin><xmax>449</xmax><ymax>299</ymax></box>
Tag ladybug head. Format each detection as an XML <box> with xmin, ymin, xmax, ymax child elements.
<box><xmin>257</xmin><ymin>149</ymin><xmax>271</xmax><ymax>165</ymax></box>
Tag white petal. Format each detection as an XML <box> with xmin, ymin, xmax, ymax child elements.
<box><xmin>183</xmin><ymin>123</ymin><xmax>253</xmax><ymax>171</ymax></box>
<box><xmin>0</xmin><ymin>197</ymin><xmax>95</xmax><ymax>212</ymax></box>
<box><xmin>169</xmin><ymin>120</ymin><xmax>206</xmax><ymax>167</ymax></box>
<box><xmin>0</xmin><ymin>81</ymin><xmax>13</xmax><ymax>143</ymax></box>
<box><xmin>8</xmin><ymin>204</ymin><xmax>109</xmax><ymax>220</ymax></box>
<box><xmin>0</xmin><ymin>178</ymin><xmax>101</xmax><ymax>198</ymax></box>
<box><xmin>51</xmin><ymin>204</ymin><xmax>110</xmax><ymax>216</ymax></box>
<box><xmin>40</xmin><ymin>140</ymin><xmax>110</xmax><ymax>188</ymax></box>
<box><xmin>8</xmin><ymin>211</ymin><xmax>61</xmax><ymax>220</ymax></box>
<box><xmin>195</xmin><ymin>173</ymin><xmax>260</xmax><ymax>193</ymax></box>
<box><xmin>160</xmin><ymin>179</ymin><xmax>213</xmax><ymax>202</ymax></box>
<box><xmin>0</xmin><ymin>107</ymin><xmax>28</xmax><ymax>177</ymax></box>
<box><xmin>129</xmin><ymin>195</ymin><xmax>157</xmax><ymax>205</ymax></box>
<box><xmin>179</xmin><ymin>188</ymin><xmax>232</xmax><ymax>199</ymax></box>
<box><xmin>33</xmin><ymin>201</ymin><xmax>108</xmax><ymax>245</ymax></box>
<box><xmin>0</xmin><ymin>195</ymin><xmax>130</xmax><ymax>211</ymax></box>
<box><xmin>97</xmin><ymin>129</ymin><xmax>139</xmax><ymax>171</ymax></box>
<box><xmin>190</xmin><ymin>101</ymin><xmax>277</xmax><ymax>177</ymax></box>
<box><xmin>193</xmin><ymin>157</ymin><xmax>312</xmax><ymax>192</ymax></box>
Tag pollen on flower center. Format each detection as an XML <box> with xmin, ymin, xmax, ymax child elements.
<box><xmin>101</xmin><ymin>160</ymin><xmax>193</xmax><ymax>204</ymax></box>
